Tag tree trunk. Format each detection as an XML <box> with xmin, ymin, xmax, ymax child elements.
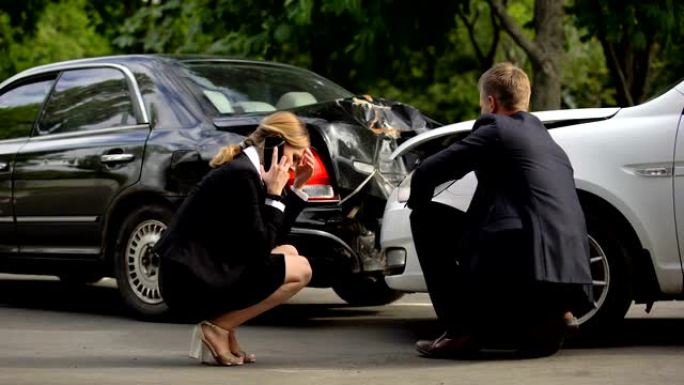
<box><xmin>530</xmin><ymin>0</ymin><xmax>564</xmax><ymax>110</ymax></box>
<box><xmin>530</xmin><ymin>60</ymin><xmax>562</xmax><ymax>111</ymax></box>
<box><xmin>489</xmin><ymin>0</ymin><xmax>565</xmax><ymax>111</ymax></box>
<box><xmin>601</xmin><ymin>40</ymin><xmax>634</xmax><ymax>106</ymax></box>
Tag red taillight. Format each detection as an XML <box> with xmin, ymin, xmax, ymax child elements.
<box><xmin>288</xmin><ymin>148</ymin><xmax>337</xmax><ymax>201</ymax></box>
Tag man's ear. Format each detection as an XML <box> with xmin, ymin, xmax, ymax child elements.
<box><xmin>487</xmin><ymin>95</ymin><xmax>497</xmax><ymax>114</ymax></box>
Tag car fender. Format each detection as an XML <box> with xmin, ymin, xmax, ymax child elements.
<box><xmin>551</xmin><ymin>90</ymin><xmax>684</xmax><ymax>295</ymax></box>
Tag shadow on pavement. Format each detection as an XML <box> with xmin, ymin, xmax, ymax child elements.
<box><xmin>565</xmin><ymin>317</ymin><xmax>684</xmax><ymax>348</ymax></box>
<box><xmin>0</xmin><ymin>278</ymin><xmax>128</xmax><ymax>317</ymax></box>
<box><xmin>0</xmin><ymin>277</ymin><xmax>381</xmax><ymax>323</ymax></box>
<box><xmin>1</xmin><ymin>277</ymin><xmax>683</xmax><ymax>353</ymax></box>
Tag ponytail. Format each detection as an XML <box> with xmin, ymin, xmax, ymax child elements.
<box><xmin>210</xmin><ymin>144</ymin><xmax>243</xmax><ymax>168</ymax></box>
<box><xmin>209</xmin><ymin>111</ymin><xmax>308</xmax><ymax>168</ymax></box>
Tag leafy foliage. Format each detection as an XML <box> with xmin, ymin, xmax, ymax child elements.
<box><xmin>572</xmin><ymin>0</ymin><xmax>684</xmax><ymax>105</ymax></box>
<box><xmin>0</xmin><ymin>0</ymin><xmax>681</xmax><ymax>122</ymax></box>
<box><xmin>0</xmin><ymin>0</ymin><xmax>113</xmax><ymax>77</ymax></box>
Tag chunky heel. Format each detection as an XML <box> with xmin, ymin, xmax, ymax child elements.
<box><xmin>188</xmin><ymin>321</ymin><xmax>243</xmax><ymax>366</ymax></box>
<box><xmin>189</xmin><ymin>325</ymin><xmax>203</xmax><ymax>359</ymax></box>
<box><xmin>200</xmin><ymin>344</ymin><xmax>215</xmax><ymax>365</ymax></box>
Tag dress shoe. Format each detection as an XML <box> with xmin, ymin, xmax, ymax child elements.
<box><xmin>416</xmin><ymin>332</ymin><xmax>479</xmax><ymax>358</ymax></box>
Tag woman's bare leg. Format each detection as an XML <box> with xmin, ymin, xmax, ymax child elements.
<box><xmin>210</xmin><ymin>247</ymin><xmax>312</xmax><ymax>331</ymax></box>
<box><xmin>199</xmin><ymin>245</ymin><xmax>309</xmax><ymax>361</ymax></box>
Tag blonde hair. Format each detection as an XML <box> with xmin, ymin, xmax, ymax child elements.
<box><xmin>210</xmin><ymin>111</ymin><xmax>310</xmax><ymax>167</ymax></box>
<box><xmin>478</xmin><ymin>62</ymin><xmax>531</xmax><ymax>112</ymax></box>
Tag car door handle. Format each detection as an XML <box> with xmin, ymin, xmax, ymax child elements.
<box><xmin>0</xmin><ymin>161</ymin><xmax>8</xmax><ymax>172</ymax></box>
<box><xmin>100</xmin><ymin>153</ymin><xmax>135</xmax><ymax>164</ymax></box>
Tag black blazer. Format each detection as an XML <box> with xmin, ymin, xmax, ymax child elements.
<box><xmin>408</xmin><ymin>112</ymin><xmax>592</xmax><ymax>285</ymax></box>
<box><xmin>154</xmin><ymin>152</ymin><xmax>306</xmax><ymax>289</ymax></box>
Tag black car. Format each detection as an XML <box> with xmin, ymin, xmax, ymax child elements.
<box><xmin>0</xmin><ymin>55</ymin><xmax>436</xmax><ymax>317</ymax></box>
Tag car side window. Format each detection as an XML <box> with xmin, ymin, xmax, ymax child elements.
<box><xmin>0</xmin><ymin>77</ymin><xmax>56</xmax><ymax>140</ymax></box>
<box><xmin>37</xmin><ymin>68</ymin><xmax>137</xmax><ymax>135</ymax></box>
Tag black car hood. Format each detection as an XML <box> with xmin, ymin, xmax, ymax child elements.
<box><xmin>212</xmin><ymin>96</ymin><xmax>439</xmax><ymax>201</ymax></box>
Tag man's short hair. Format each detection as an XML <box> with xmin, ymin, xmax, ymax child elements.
<box><xmin>478</xmin><ymin>62</ymin><xmax>531</xmax><ymax>112</ymax></box>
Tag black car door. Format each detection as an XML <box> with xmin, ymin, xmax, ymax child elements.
<box><xmin>13</xmin><ymin>66</ymin><xmax>150</xmax><ymax>259</ymax></box>
<box><xmin>0</xmin><ymin>75</ymin><xmax>57</xmax><ymax>257</ymax></box>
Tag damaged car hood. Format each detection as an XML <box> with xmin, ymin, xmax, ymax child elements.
<box><xmin>213</xmin><ymin>96</ymin><xmax>439</xmax><ymax>202</ymax></box>
<box><xmin>294</xmin><ymin>96</ymin><xmax>438</xmax><ymax>202</ymax></box>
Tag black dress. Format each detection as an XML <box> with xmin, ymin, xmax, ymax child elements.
<box><xmin>155</xmin><ymin>151</ymin><xmax>306</xmax><ymax>318</ymax></box>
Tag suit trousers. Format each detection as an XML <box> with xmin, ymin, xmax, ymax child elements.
<box><xmin>410</xmin><ymin>202</ymin><xmax>566</xmax><ymax>355</ymax></box>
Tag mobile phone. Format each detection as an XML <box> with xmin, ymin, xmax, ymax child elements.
<box><xmin>263</xmin><ymin>136</ymin><xmax>285</xmax><ymax>171</ymax></box>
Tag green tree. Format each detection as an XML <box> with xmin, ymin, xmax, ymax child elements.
<box><xmin>489</xmin><ymin>0</ymin><xmax>565</xmax><ymax>111</ymax></box>
<box><xmin>457</xmin><ymin>0</ymin><xmax>502</xmax><ymax>72</ymax></box>
<box><xmin>12</xmin><ymin>0</ymin><xmax>112</xmax><ymax>71</ymax></box>
<box><xmin>114</xmin><ymin>0</ymin><xmax>468</xmax><ymax>120</ymax></box>
<box><xmin>0</xmin><ymin>0</ymin><xmax>113</xmax><ymax>81</ymax></box>
<box><xmin>572</xmin><ymin>0</ymin><xmax>684</xmax><ymax>105</ymax></box>
<box><xmin>561</xmin><ymin>23</ymin><xmax>614</xmax><ymax>107</ymax></box>
<box><xmin>3</xmin><ymin>0</ymin><xmax>679</xmax><ymax>123</ymax></box>
<box><xmin>0</xmin><ymin>0</ymin><xmax>49</xmax><ymax>33</ymax></box>
<box><xmin>0</xmin><ymin>13</ymin><xmax>16</xmax><ymax>78</ymax></box>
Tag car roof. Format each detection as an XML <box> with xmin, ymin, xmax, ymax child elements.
<box><xmin>0</xmin><ymin>54</ymin><xmax>315</xmax><ymax>89</ymax></box>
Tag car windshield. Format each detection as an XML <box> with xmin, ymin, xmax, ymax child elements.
<box><xmin>178</xmin><ymin>61</ymin><xmax>354</xmax><ymax>115</ymax></box>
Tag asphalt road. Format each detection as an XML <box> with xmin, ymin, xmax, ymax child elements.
<box><xmin>0</xmin><ymin>274</ymin><xmax>683</xmax><ymax>385</ymax></box>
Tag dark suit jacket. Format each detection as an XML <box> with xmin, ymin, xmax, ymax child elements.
<box><xmin>154</xmin><ymin>152</ymin><xmax>306</xmax><ymax>289</ymax></box>
<box><xmin>408</xmin><ymin>112</ymin><xmax>592</xmax><ymax>285</ymax></box>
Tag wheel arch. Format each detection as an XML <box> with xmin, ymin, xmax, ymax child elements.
<box><xmin>102</xmin><ymin>188</ymin><xmax>177</xmax><ymax>272</ymax></box>
<box><xmin>577</xmin><ymin>189</ymin><xmax>661</xmax><ymax>301</ymax></box>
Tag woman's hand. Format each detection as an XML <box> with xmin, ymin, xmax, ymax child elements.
<box><xmin>293</xmin><ymin>148</ymin><xmax>315</xmax><ymax>190</ymax></box>
<box><xmin>260</xmin><ymin>146</ymin><xmax>292</xmax><ymax>196</ymax></box>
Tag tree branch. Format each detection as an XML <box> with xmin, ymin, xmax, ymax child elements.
<box><xmin>605</xmin><ymin>41</ymin><xmax>634</xmax><ymax>106</ymax></box>
<box><xmin>485</xmin><ymin>5</ymin><xmax>501</xmax><ymax>67</ymax></box>
<box><xmin>488</xmin><ymin>0</ymin><xmax>545</xmax><ymax>66</ymax></box>
<box><xmin>457</xmin><ymin>7</ymin><xmax>485</xmax><ymax>66</ymax></box>
<box><xmin>588</xmin><ymin>0</ymin><xmax>633</xmax><ymax>105</ymax></box>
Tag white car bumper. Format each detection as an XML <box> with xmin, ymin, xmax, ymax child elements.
<box><xmin>380</xmin><ymin>187</ymin><xmax>428</xmax><ymax>292</ymax></box>
<box><xmin>381</xmin><ymin>172</ymin><xmax>477</xmax><ymax>293</ymax></box>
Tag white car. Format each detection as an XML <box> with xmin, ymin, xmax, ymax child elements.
<box><xmin>380</xmin><ymin>81</ymin><xmax>684</xmax><ymax>333</ymax></box>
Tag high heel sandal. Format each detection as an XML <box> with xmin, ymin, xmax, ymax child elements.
<box><xmin>228</xmin><ymin>330</ymin><xmax>257</xmax><ymax>364</ymax></box>
<box><xmin>189</xmin><ymin>321</ymin><xmax>243</xmax><ymax>366</ymax></box>
<box><xmin>234</xmin><ymin>349</ymin><xmax>257</xmax><ymax>364</ymax></box>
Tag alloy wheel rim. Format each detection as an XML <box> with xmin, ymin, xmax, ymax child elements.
<box><xmin>125</xmin><ymin>219</ymin><xmax>166</xmax><ymax>305</ymax></box>
<box><xmin>577</xmin><ymin>235</ymin><xmax>610</xmax><ymax>325</ymax></box>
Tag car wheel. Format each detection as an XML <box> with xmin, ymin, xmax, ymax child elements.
<box><xmin>113</xmin><ymin>204</ymin><xmax>171</xmax><ymax>319</ymax></box>
<box><xmin>333</xmin><ymin>274</ymin><xmax>404</xmax><ymax>306</ymax></box>
<box><xmin>575</xmin><ymin>213</ymin><xmax>633</xmax><ymax>336</ymax></box>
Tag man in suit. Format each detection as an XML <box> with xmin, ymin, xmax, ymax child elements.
<box><xmin>408</xmin><ymin>63</ymin><xmax>592</xmax><ymax>358</ymax></box>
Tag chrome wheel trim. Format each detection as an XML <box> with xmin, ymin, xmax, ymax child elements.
<box><xmin>125</xmin><ymin>219</ymin><xmax>166</xmax><ymax>305</ymax></box>
<box><xmin>577</xmin><ymin>235</ymin><xmax>611</xmax><ymax>325</ymax></box>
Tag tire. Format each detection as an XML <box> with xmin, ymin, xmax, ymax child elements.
<box><xmin>333</xmin><ymin>274</ymin><xmax>404</xmax><ymax>306</ymax></box>
<box><xmin>575</xmin><ymin>209</ymin><xmax>634</xmax><ymax>337</ymax></box>
<box><xmin>113</xmin><ymin>204</ymin><xmax>172</xmax><ymax>319</ymax></box>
